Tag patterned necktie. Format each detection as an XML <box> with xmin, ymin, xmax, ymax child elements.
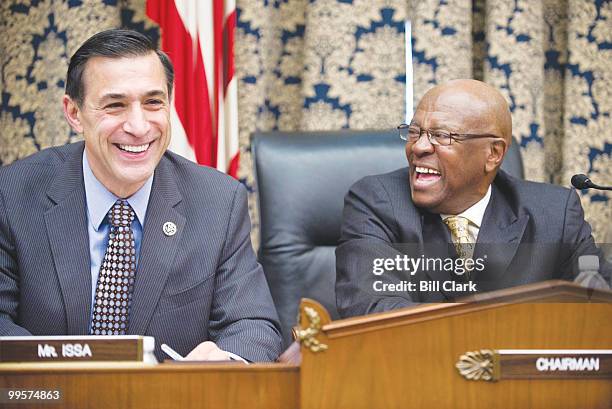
<box><xmin>443</xmin><ymin>216</ymin><xmax>475</xmax><ymax>260</ymax></box>
<box><xmin>90</xmin><ymin>200</ymin><xmax>136</xmax><ymax>335</ymax></box>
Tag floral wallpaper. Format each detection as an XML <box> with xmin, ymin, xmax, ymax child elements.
<box><xmin>1</xmin><ymin>0</ymin><xmax>610</xmax><ymax>243</ymax></box>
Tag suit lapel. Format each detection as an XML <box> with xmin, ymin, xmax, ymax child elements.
<box><xmin>473</xmin><ymin>184</ymin><xmax>529</xmax><ymax>282</ymax></box>
<box><xmin>44</xmin><ymin>143</ymin><xmax>92</xmax><ymax>334</ymax></box>
<box><xmin>128</xmin><ymin>158</ymin><xmax>185</xmax><ymax>335</ymax></box>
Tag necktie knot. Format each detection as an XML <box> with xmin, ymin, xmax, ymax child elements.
<box><xmin>443</xmin><ymin>216</ymin><xmax>471</xmax><ymax>243</ymax></box>
<box><xmin>108</xmin><ymin>200</ymin><xmax>135</xmax><ymax>227</ymax></box>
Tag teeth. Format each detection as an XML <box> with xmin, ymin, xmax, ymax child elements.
<box><xmin>118</xmin><ymin>143</ymin><xmax>149</xmax><ymax>153</ymax></box>
<box><xmin>415</xmin><ymin>166</ymin><xmax>441</xmax><ymax>175</ymax></box>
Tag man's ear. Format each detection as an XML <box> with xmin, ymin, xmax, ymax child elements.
<box><xmin>485</xmin><ymin>138</ymin><xmax>508</xmax><ymax>173</ymax></box>
<box><xmin>63</xmin><ymin>95</ymin><xmax>83</xmax><ymax>134</ymax></box>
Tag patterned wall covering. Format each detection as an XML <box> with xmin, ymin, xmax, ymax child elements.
<box><xmin>1</xmin><ymin>0</ymin><xmax>610</xmax><ymax>244</ymax></box>
<box><xmin>562</xmin><ymin>0</ymin><xmax>611</xmax><ymax>243</ymax></box>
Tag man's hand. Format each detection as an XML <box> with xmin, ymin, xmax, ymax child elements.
<box><xmin>184</xmin><ymin>341</ymin><xmax>232</xmax><ymax>361</ymax></box>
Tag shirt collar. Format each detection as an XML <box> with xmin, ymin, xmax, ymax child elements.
<box><xmin>82</xmin><ymin>150</ymin><xmax>153</xmax><ymax>231</ymax></box>
<box><xmin>440</xmin><ymin>185</ymin><xmax>492</xmax><ymax>228</ymax></box>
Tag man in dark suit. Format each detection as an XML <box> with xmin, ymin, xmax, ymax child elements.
<box><xmin>336</xmin><ymin>79</ymin><xmax>610</xmax><ymax>318</ymax></box>
<box><xmin>0</xmin><ymin>29</ymin><xmax>282</xmax><ymax>361</ymax></box>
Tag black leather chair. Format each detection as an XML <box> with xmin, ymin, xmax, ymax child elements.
<box><xmin>252</xmin><ymin>130</ymin><xmax>523</xmax><ymax>346</ymax></box>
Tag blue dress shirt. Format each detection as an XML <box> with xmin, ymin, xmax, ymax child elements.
<box><xmin>82</xmin><ymin>151</ymin><xmax>153</xmax><ymax>326</ymax></box>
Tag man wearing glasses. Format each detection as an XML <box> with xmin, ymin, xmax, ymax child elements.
<box><xmin>336</xmin><ymin>79</ymin><xmax>609</xmax><ymax>318</ymax></box>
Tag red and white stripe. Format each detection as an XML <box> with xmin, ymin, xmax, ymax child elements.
<box><xmin>147</xmin><ymin>0</ymin><xmax>239</xmax><ymax>177</ymax></box>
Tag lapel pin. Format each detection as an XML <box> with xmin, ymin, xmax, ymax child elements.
<box><xmin>163</xmin><ymin>221</ymin><xmax>177</xmax><ymax>237</ymax></box>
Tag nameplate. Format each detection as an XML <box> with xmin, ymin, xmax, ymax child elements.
<box><xmin>0</xmin><ymin>336</ymin><xmax>155</xmax><ymax>363</ymax></box>
<box><xmin>456</xmin><ymin>349</ymin><xmax>612</xmax><ymax>381</ymax></box>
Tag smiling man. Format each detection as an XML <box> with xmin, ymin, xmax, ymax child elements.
<box><xmin>335</xmin><ymin>79</ymin><xmax>610</xmax><ymax>317</ymax></box>
<box><xmin>0</xmin><ymin>29</ymin><xmax>282</xmax><ymax>362</ymax></box>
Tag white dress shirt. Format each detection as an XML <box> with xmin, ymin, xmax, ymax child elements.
<box><xmin>440</xmin><ymin>185</ymin><xmax>492</xmax><ymax>243</ymax></box>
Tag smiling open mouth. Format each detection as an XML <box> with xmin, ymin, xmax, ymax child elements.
<box><xmin>413</xmin><ymin>165</ymin><xmax>442</xmax><ymax>187</ymax></box>
<box><xmin>116</xmin><ymin>143</ymin><xmax>150</xmax><ymax>153</ymax></box>
<box><xmin>415</xmin><ymin>166</ymin><xmax>441</xmax><ymax>176</ymax></box>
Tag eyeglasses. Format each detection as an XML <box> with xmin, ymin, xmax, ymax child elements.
<box><xmin>398</xmin><ymin>124</ymin><xmax>502</xmax><ymax>146</ymax></box>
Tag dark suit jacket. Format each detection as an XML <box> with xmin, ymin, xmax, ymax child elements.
<box><xmin>336</xmin><ymin>167</ymin><xmax>610</xmax><ymax>318</ymax></box>
<box><xmin>0</xmin><ymin>142</ymin><xmax>282</xmax><ymax>361</ymax></box>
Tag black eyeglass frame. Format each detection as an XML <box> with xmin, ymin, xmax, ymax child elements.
<box><xmin>397</xmin><ymin>123</ymin><xmax>502</xmax><ymax>146</ymax></box>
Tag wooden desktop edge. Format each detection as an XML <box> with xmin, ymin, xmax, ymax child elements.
<box><xmin>0</xmin><ymin>361</ymin><xmax>299</xmax><ymax>374</ymax></box>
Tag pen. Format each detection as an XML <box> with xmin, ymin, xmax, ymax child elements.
<box><xmin>161</xmin><ymin>343</ymin><xmax>185</xmax><ymax>361</ymax></box>
<box><xmin>226</xmin><ymin>352</ymin><xmax>250</xmax><ymax>364</ymax></box>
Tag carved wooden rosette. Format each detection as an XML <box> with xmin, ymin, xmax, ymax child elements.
<box><xmin>456</xmin><ymin>349</ymin><xmax>499</xmax><ymax>381</ymax></box>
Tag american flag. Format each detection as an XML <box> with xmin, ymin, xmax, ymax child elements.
<box><xmin>146</xmin><ymin>0</ymin><xmax>239</xmax><ymax>177</ymax></box>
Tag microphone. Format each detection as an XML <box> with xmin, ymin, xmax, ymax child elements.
<box><xmin>571</xmin><ymin>174</ymin><xmax>612</xmax><ymax>191</ymax></box>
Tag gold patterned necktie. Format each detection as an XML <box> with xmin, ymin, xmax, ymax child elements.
<box><xmin>443</xmin><ymin>216</ymin><xmax>475</xmax><ymax>260</ymax></box>
<box><xmin>90</xmin><ymin>200</ymin><xmax>136</xmax><ymax>335</ymax></box>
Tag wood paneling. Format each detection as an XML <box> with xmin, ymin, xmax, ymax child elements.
<box><xmin>299</xmin><ymin>282</ymin><xmax>612</xmax><ymax>409</ymax></box>
<box><xmin>0</xmin><ymin>363</ymin><xmax>299</xmax><ymax>409</ymax></box>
